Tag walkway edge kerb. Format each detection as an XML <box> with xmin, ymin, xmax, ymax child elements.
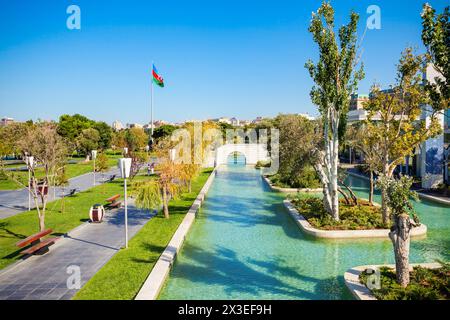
<box><xmin>346</xmin><ymin>171</ymin><xmax>450</xmax><ymax>206</ymax></box>
<box><xmin>262</xmin><ymin>176</ymin><xmax>322</xmax><ymax>193</ymax></box>
<box><xmin>282</xmin><ymin>200</ymin><xmax>427</xmax><ymax>239</ymax></box>
<box><xmin>344</xmin><ymin>262</ymin><xmax>442</xmax><ymax>300</ymax></box>
<box><xmin>134</xmin><ymin>169</ymin><xmax>217</xmax><ymax>300</ymax></box>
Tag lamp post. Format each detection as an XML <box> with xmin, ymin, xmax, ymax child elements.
<box><xmin>169</xmin><ymin>148</ymin><xmax>176</xmax><ymax>162</ymax></box>
<box><xmin>118</xmin><ymin>158</ymin><xmax>132</xmax><ymax>248</ymax></box>
<box><xmin>91</xmin><ymin>150</ymin><xmax>97</xmax><ymax>186</ymax></box>
<box><xmin>25</xmin><ymin>155</ymin><xmax>34</xmax><ymax>211</ymax></box>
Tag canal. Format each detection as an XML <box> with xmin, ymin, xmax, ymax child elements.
<box><xmin>159</xmin><ymin>162</ymin><xmax>449</xmax><ymax>300</ymax></box>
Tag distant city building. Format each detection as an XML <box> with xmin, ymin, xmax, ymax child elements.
<box><xmin>127</xmin><ymin>123</ymin><xmax>143</xmax><ymax>129</ymax></box>
<box><xmin>298</xmin><ymin>113</ymin><xmax>316</xmax><ymax>120</ymax></box>
<box><xmin>0</xmin><ymin>117</ymin><xmax>14</xmax><ymax>127</ymax></box>
<box><xmin>217</xmin><ymin>117</ymin><xmax>231</xmax><ymax>125</ymax></box>
<box><xmin>239</xmin><ymin>119</ymin><xmax>251</xmax><ymax>126</ymax></box>
<box><xmin>112</xmin><ymin>120</ymin><xmax>124</xmax><ymax>131</ymax></box>
<box><xmin>230</xmin><ymin>117</ymin><xmax>240</xmax><ymax>126</ymax></box>
<box><xmin>347</xmin><ymin>94</ymin><xmax>370</xmax><ymax>122</ymax></box>
<box><xmin>252</xmin><ymin>116</ymin><xmax>263</xmax><ymax>124</ymax></box>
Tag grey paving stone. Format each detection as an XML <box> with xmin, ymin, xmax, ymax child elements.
<box><xmin>0</xmin><ymin>202</ymin><xmax>151</xmax><ymax>300</ymax></box>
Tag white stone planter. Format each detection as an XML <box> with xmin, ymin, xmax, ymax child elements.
<box><xmin>283</xmin><ymin>200</ymin><xmax>427</xmax><ymax>239</ymax></box>
<box><xmin>344</xmin><ymin>262</ymin><xmax>443</xmax><ymax>300</ymax></box>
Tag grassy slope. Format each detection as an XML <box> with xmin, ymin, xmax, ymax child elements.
<box><xmin>73</xmin><ymin>169</ymin><xmax>213</xmax><ymax>300</ymax></box>
<box><xmin>0</xmin><ymin>155</ymin><xmax>120</xmax><ymax>191</ymax></box>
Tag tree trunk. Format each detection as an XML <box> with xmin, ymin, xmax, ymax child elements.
<box><xmin>369</xmin><ymin>170</ymin><xmax>374</xmax><ymax>205</ymax></box>
<box><xmin>330</xmin><ymin>113</ymin><xmax>340</xmax><ymax>221</ymax></box>
<box><xmin>337</xmin><ymin>186</ymin><xmax>350</xmax><ymax>205</ymax></box>
<box><xmin>188</xmin><ymin>180</ymin><xmax>192</xmax><ymax>193</ymax></box>
<box><xmin>388</xmin><ymin>213</ymin><xmax>412</xmax><ymax>288</ymax></box>
<box><xmin>381</xmin><ymin>164</ymin><xmax>391</xmax><ymax>225</ymax></box>
<box><xmin>162</xmin><ymin>185</ymin><xmax>169</xmax><ymax>219</ymax></box>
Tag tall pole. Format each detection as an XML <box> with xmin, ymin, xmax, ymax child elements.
<box><xmin>150</xmin><ymin>61</ymin><xmax>154</xmax><ymax>144</ymax></box>
<box><xmin>93</xmin><ymin>157</ymin><xmax>96</xmax><ymax>185</ymax></box>
<box><xmin>124</xmin><ymin>177</ymin><xmax>128</xmax><ymax>248</ymax></box>
<box><xmin>28</xmin><ymin>168</ymin><xmax>31</xmax><ymax>211</ymax></box>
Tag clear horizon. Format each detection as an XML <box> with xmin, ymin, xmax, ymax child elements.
<box><xmin>0</xmin><ymin>0</ymin><xmax>447</xmax><ymax>124</ymax></box>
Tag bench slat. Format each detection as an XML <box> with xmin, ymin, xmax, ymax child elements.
<box><xmin>16</xmin><ymin>229</ymin><xmax>53</xmax><ymax>248</ymax></box>
<box><xmin>108</xmin><ymin>201</ymin><xmax>122</xmax><ymax>208</ymax></box>
<box><xmin>105</xmin><ymin>194</ymin><xmax>121</xmax><ymax>202</ymax></box>
<box><xmin>20</xmin><ymin>238</ymin><xmax>59</xmax><ymax>255</ymax></box>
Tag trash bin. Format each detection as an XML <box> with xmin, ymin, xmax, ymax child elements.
<box><xmin>89</xmin><ymin>204</ymin><xmax>105</xmax><ymax>223</ymax></box>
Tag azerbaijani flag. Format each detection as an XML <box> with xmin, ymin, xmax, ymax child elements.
<box><xmin>152</xmin><ymin>64</ymin><xmax>164</xmax><ymax>87</ymax></box>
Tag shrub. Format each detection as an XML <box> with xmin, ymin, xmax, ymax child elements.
<box><xmin>359</xmin><ymin>264</ymin><xmax>450</xmax><ymax>300</ymax></box>
<box><xmin>291</xmin><ymin>196</ymin><xmax>385</xmax><ymax>230</ymax></box>
<box><xmin>267</xmin><ymin>165</ymin><xmax>321</xmax><ymax>189</ymax></box>
<box><xmin>255</xmin><ymin>160</ymin><xmax>271</xmax><ymax>169</ymax></box>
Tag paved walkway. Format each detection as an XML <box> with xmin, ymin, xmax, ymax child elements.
<box><xmin>0</xmin><ymin>167</ymin><xmax>120</xmax><ymax>219</ymax></box>
<box><xmin>0</xmin><ymin>201</ymin><xmax>152</xmax><ymax>300</ymax></box>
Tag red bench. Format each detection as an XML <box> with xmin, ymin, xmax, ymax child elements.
<box><xmin>105</xmin><ymin>194</ymin><xmax>122</xmax><ymax>209</ymax></box>
<box><xmin>16</xmin><ymin>229</ymin><xmax>59</xmax><ymax>255</ymax></box>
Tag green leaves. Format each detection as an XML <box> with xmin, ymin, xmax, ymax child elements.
<box><xmin>133</xmin><ymin>180</ymin><xmax>162</xmax><ymax>211</ymax></box>
<box><xmin>376</xmin><ymin>175</ymin><xmax>418</xmax><ymax>218</ymax></box>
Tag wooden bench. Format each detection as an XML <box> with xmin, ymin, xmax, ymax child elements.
<box><xmin>107</xmin><ymin>174</ymin><xmax>116</xmax><ymax>182</ymax></box>
<box><xmin>105</xmin><ymin>194</ymin><xmax>122</xmax><ymax>209</ymax></box>
<box><xmin>68</xmin><ymin>188</ymin><xmax>77</xmax><ymax>196</ymax></box>
<box><xmin>16</xmin><ymin>229</ymin><xmax>59</xmax><ymax>255</ymax></box>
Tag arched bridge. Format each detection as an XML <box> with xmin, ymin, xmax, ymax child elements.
<box><xmin>214</xmin><ymin>144</ymin><xmax>270</xmax><ymax>166</ymax></box>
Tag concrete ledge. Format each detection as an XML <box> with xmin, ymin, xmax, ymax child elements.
<box><xmin>283</xmin><ymin>200</ymin><xmax>427</xmax><ymax>239</ymax></box>
<box><xmin>262</xmin><ymin>175</ymin><xmax>322</xmax><ymax>193</ymax></box>
<box><xmin>346</xmin><ymin>171</ymin><xmax>450</xmax><ymax>206</ymax></box>
<box><xmin>135</xmin><ymin>169</ymin><xmax>217</xmax><ymax>300</ymax></box>
<box><xmin>344</xmin><ymin>262</ymin><xmax>443</xmax><ymax>300</ymax></box>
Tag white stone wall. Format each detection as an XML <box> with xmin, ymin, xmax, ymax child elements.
<box><xmin>213</xmin><ymin>143</ymin><xmax>270</xmax><ymax>166</ymax></box>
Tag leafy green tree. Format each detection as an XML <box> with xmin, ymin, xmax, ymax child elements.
<box><xmin>76</xmin><ymin>128</ymin><xmax>100</xmax><ymax>159</ymax></box>
<box><xmin>125</xmin><ymin>127</ymin><xmax>148</xmax><ymax>151</ymax></box>
<box><xmin>93</xmin><ymin>121</ymin><xmax>113</xmax><ymax>150</ymax></box>
<box><xmin>96</xmin><ymin>152</ymin><xmax>109</xmax><ymax>173</ymax></box>
<box><xmin>276</xmin><ymin>114</ymin><xmax>320</xmax><ymax>188</ymax></box>
<box><xmin>376</xmin><ymin>176</ymin><xmax>419</xmax><ymax>288</ymax></box>
<box><xmin>305</xmin><ymin>1</ymin><xmax>364</xmax><ymax>221</ymax></box>
<box><xmin>0</xmin><ymin>122</ymin><xmax>32</xmax><ymax>157</ymax></box>
<box><xmin>111</xmin><ymin>130</ymin><xmax>127</xmax><ymax>150</ymax></box>
<box><xmin>153</xmin><ymin>124</ymin><xmax>177</xmax><ymax>141</ymax></box>
<box><xmin>55</xmin><ymin>166</ymin><xmax>69</xmax><ymax>213</ymax></box>
<box><xmin>421</xmin><ymin>4</ymin><xmax>449</xmax><ymax>111</ymax></box>
<box><xmin>57</xmin><ymin>114</ymin><xmax>94</xmax><ymax>141</ymax></box>
<box><xmin>2</xmin><ymin>123</ymin><xmax>68</xmax><ymax>231</ymax></box>
<box><xmin>364</xmin><ymin>49</ymin><xmax>442</xmax><ymax>224</ymax></box>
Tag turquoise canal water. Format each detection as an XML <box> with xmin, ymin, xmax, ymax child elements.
<box><xmin>159</xmin><ymin>161</ymin><xmax>449</xmax><ymax>300</ymax></box>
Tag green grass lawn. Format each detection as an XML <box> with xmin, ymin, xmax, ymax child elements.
<box><xmin>0</xmin><ymin>155</ymin><xmax>121</xmax><ymax>191</ymax></box>
<box><xmin>0</xmin><ymin>178</ymin><xmax>129</xmax><ymax>270</ymax></box>
<box><xmin>73</xmin><ymin>168</ymin><xmax>213</xmax><ymax>300</ymax></box>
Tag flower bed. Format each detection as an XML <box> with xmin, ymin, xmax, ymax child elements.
<box><xmin>290</xmin><ymin>195</ymin><xmax>387</xmax><ymax>230</ymax></box>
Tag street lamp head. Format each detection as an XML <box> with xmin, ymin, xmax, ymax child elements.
<box><xmin>123</xmin><ymin>147</ymin><xmax>128</xmax><ymax>155</ymax></box>
<box><xmin>118</xmin><ymin>158</ymin><xmax>132</xmax><ymax>178</ymax></box>
<box><xmin>145</xmin><ymin>145</ymin><xmax>150</xmax><ymax>152</ymax></box>
<box><xmin>169</xmin><ymin>148</ymin><xmax>176</xmax><ymax>162</ymax></box>
<box><xmin>25</xmin><ymin>156</ymin><xmax>35</xmax><ymax>168</ymax></box>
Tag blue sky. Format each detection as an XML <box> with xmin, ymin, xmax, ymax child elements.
<box><xmin>0</xmin><ymin>0</ymin><xmax>447</xmax><ymax>124</ymax></box>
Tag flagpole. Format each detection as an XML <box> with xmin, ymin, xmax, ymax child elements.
<box><xmin>150</xmin><ymin>61</ymin><xmax>154</xmax><ymax>144</ymax></box>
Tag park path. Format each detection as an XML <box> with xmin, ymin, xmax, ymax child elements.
<box><xmin>0</xmin><ymin>167</ymin><xmax>120</xmax><ymax>219</ymax></box>
<box><xmin>0</xmin><ymin>200</ymin><xmax>152</xmax><ymax>300</ymax></box>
